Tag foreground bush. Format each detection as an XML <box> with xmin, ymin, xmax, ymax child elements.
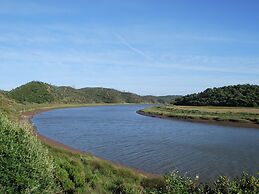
<box><xmin>142</xmin><ymin>171</ymin><xmax>258</xmax><ymax>194</ymax></box>
<box><xmin>159</xmin><ymin>171</ymin><xmax>259</xmax><ymax>194</ymax></box>
<box><xmin>47</xmin><ymin>144</ymin><xmax>145</xmax><ymax>194</ymax></box>
<box><xmin>213</xmin><ymin>173</ymin><xmax>259</xmax><ymax>194</ymax></box>
<box><xmin>0</xmin><ymin>116</ymin><xmax>57</xmax><ymax>193</ymax></box>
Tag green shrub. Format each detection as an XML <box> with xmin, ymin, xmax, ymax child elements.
<box><xmin>141</xmin><ymin>177</ymin><xmax>166</xmax><ymax>194</ymax></box>
<box><xmin>55</xmin><ymin>165</ymin><xmax>75</xmax><ymax>193</ymax></box>
<box><xmin>163</xmin><ymin>171</ymin><xmax>200</xmax><ymax>194</ymax></box>
<box><xmin>0</xmin><ymin>116</ymin><xmax>57</xmax><ymax>193</ymax></box>
<box><xmin>160</xmin><ymin>171</ymin><xmax>259</xmax><ymax>194</ymax></box>
<box><xmin>214</xmin><ymin>173</ymin><xmax>259</xmax><ymax>194</ymax></box>
<box><xmin>108</xmin><ymin>178</ymin><xmax>142</xmax><ymax>194</ymax></box>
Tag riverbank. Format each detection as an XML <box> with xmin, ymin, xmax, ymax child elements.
<box><xmin>16</xmin><ymin>103</ymin><xmax>170</xmax><ymax>193</ymax></box>
<box><xmin>20</xmin><ymin>103</ymin><xmax>159</xmax><ymax>178</ymax></box>
<box><xmin>137</xmin><ymin>105</ymin><xmax>259</xmax><ymax>129</ymax></box>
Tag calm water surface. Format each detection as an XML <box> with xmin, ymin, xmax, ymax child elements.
<box><xmin>33</xmin><ymin>105</ymin><xmax>259</xmax><ymax>181</ymax></box>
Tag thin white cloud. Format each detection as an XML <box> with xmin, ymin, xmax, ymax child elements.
<box><xmin>1</xmin><ymin>48</ymin><xmax>259</xmax><ymax>76</ymax></box>
<box><xmin>0</xmin><ymin>22</ymin><xmax>258</xmax><ymax>76</ymax></box>
<box><xmin>113</xmin><ymin>33</ymin><xmax>152</xmax><ymax>60</ymax></box>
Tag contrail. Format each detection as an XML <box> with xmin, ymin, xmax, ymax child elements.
<box><xmin>113</xmin><ymin>33</ymin><xmax>152</xmax><ymax>60</ymax></box>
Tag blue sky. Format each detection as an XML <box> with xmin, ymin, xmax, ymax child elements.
<box><xmin>0</xmin><ymin>0</ymin><xmax>259</xmax><ymax>95</ymax></box>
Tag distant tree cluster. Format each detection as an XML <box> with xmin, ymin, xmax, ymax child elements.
<box><xmin>174</xmin><ymin>84</ymin><xmax>259</xmax><ymax>107</ymax></box>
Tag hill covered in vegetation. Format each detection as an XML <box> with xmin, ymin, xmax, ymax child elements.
<box><xmin>174</xmin><ymin>84</ymin><xmax>259</xmax><ymax>107</ymax></box>
<box><xmin>7</xmin><ymin>81</ymin><xmax>178</xmax><ymax>104</ymax></box>
<box><xmin>8</xmin><ymin>81</ymin><xmax>56</xmax><ymax>104</ymax></box>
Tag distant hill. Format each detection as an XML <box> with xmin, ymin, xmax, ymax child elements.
<box><xmin>79</xmin><ymin>87</ymin><xmax>146</xmax><ymax>103</ymax></box>
<box><xmin>7</xmin><ymin>81</ymin><xmax>178</xmax><ymax>104</ymax></box>
<box><xmin>143</xmin><ymin>95</ymin><xmax>180</xmax><ymax>104</ymax></box>
<box><xmin>8</xmin><ymin>81</ymin><xmax>56</xmax><ymax>104</ymax></box>
<box><xmin>157</xmin><ymin>95</ymin><xmax>182</xmax><ymax>104</ymax></box>
<box><xmin>174</xmin><ymin>84</ymin><xmax>259</xmax><ymax>107</ymax></box>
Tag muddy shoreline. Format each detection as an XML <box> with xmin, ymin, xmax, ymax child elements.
<box><xmin>21</xmin><ymin>107</ymin><xmax>91</xmax><ymax>154</ymax></box>
<box><xmin>137</xmin><ymin>110</ymin><xmax>259</xmax><ymax>129</ymax></box>
<box><xmin>21</xmin><ymin>106</ymin><xmax>159</xmax><ymax>178</ymax></box>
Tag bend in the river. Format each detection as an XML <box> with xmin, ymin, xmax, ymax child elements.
<box><xmin>33</xmin><ymin>104</ymin><xmax>259</xmax><ymax>182</ymax></box>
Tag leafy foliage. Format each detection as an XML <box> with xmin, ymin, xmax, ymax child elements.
<box><xmin>213</xmin><ymin>173</ymin><xmax>259</xmax><ymax>194</ymax></box>
<box><xmin>147</xmin><ymin>171</ymin><xmax>259</xmax><ymax>194</ymax></box>
<box><xmin>0</xmin><ymin>116</ymin><xmax>57</xmax><ymax>193</ymax></box>
<box><xmin>142</xmin><ymin>171</ymin><xmax>259</xmax><ymax>194</ymax></box>
<box><xmin>175</xmin><ymin>84</ymin><xmax>259</xmax><ymax>107</ymax></box>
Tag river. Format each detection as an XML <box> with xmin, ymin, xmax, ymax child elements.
<box><xmin>33</xmin><ymin>104</ymin><xmax>259</xmax><ymax>181</ymax></box>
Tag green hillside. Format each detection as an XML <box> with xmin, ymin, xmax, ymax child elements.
<box><xmin>55</xmin><ymin>86</ymin><xmax>90</xmax><ymax>103</ymax></box>
<box><xmin>156</xmin><ymin>95</ymin><xmax>181</xmax><ymax>104</ymax></box>
<box><xmin>8</xmin><ymin>81</ymin><xmax>56</xmax><ymax>104</ymax></box>
<box><xmin>174</xmin><ymin>84</ymin><xmax>259</xmax><ymax>107</ymax></box>
<box><xmin>7</xmin><ymin>81</ymin><xmax>178</xmax><ymax>104</ymax></box>
<box><xmin>0</xmin><ymin>93</ymin><xmax>24</xmax><ymax>119</ymax></box>
<box><xmin>79</xmin><ymin>87</ymin><xmax>148</xmax><ymax>103</ymax></box>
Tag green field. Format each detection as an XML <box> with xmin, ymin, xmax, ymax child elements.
<box><xmin>140</xmin><ymin>105</ymin><xmax>259</xmax><ymax>127</ymax></box>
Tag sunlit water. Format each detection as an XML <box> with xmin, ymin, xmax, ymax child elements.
<box><xmin>33</xmin><ymin>104</ymin><xmax>259</xmax><ymax>181</ymax></box>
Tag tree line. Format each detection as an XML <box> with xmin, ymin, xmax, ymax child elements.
<box><xmin>174</xmin><ymin>84</ymin><xmax>259</xmax><ymax>107</ymax></box>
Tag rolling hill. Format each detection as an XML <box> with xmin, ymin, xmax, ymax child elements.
<box><xmin>8</xmin><ymin>81</ymin><xmax>56</xmax><ymax>104</ymax></box>
<box><xmin>7</xmin><ymin>81</ymin><xmax>178</xmax><ymax>104</ymax></box>
<box><xmin>174</xmin><ymin>84</ymin><xmax>259</xmax><ymax>107</ymax></box>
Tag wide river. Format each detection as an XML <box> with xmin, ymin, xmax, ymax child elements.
<box><xmin>33</xmin><ymin>104</ymin><xmax>259</xmax><ymax>181</ymax></box>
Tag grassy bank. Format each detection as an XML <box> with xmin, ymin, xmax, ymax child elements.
<box><xmin>1</xmin><ymin>103</ymin><xmax>164</xmax><ymax>193</ymax></box>
<box><xmin>139</xmin><ymin>105</ymin><xmax>259</xmax><ymax>128</ymax></box>
<box><xmin>43</xmin><ymin>140</ymin><xmax>154</xmax><ymax>193</ymax></box>
<box><xmin>1</xmin><ymin>102</ymin><xmax>259</xmax><ymax>193</ymax></box>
